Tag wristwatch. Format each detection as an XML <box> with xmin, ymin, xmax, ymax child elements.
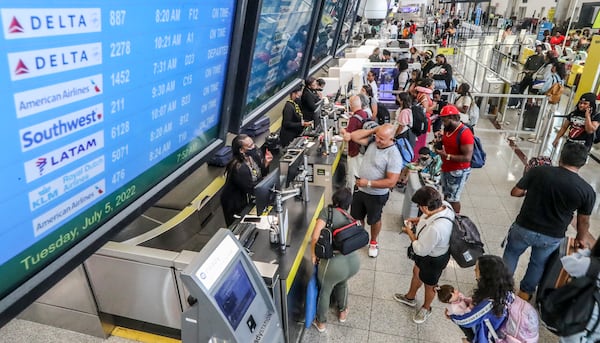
<box><xmin>446</xmin><ymin>154</ymin><xmax>451</xmax><ymax>161</ymax></box>
<box><xmin>367</xmin><ymin>180</ymin><xmax>372</xmax><ymax>188</ymax></box>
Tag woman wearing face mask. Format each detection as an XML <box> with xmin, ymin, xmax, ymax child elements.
<box><xmin>220</xmin><ymin>134</ymin><xmax>273</xmax><ymax>226</ymax></box>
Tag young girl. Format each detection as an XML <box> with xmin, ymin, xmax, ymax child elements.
<box><xmin>437</xmin><ymin>284</ymin><xmax>472</xmax><ymax>316</ymax></box>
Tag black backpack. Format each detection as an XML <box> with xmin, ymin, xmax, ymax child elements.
<box><xmin>376</xmin><ymin>102</ymin><xmax>390</xmax><ymax>125</ymax></box>
<box><xmin>440</xmin><ymin>215</ymin><xmax>485</xmax><ymax>268</ymax></box>
<box><xmin>539</xmin><ymin>276</ymin><xmax>600</xmax><ymax>337</ymax></box>
<box><xmin>410</xmin><ymin>103</ymin><xmax>428</xmax><ymax>136</ymax></box>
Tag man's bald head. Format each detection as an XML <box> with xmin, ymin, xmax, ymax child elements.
<box><xmin>374</xmin><ymin>123</ymin><xmax>395</xmax><ymax>148</ymax></box>
<box><xmin>349</xmin><ymin>95</ymin><xmax>362</xmax><ymax>112</ymax></box>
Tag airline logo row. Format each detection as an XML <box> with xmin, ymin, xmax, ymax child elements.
<box><xmin>8</xmin><ymin>42</ymin><xmax>102</xmax><ymax>81</ymax></box>
<box><xmin>1</xmin><ymin>8</ymin><xmax>101</xmax><ymax>39</ymax></box>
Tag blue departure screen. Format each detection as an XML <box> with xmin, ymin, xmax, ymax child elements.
<box><xmin>336</xmin><ymin>0</ymin><xmax>359</xmax><ymax>53</ymax></box>
<box><xmin>243</xmin><ymin>0</ymin><xmax>315</xmax><ymax>118</ymax></box>
<box><xmin>310</xmin><ymin>0</ymin><xmax>344</xmax><ymax>69</ymax></box>
<box><xmin>0</xmin><ymin>1</ymin><xmax>236</xmax><ymax>299</ymax></box>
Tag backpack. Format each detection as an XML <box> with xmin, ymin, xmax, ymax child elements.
<box><xmin>376</xmin><ymin>102</ymin><xmax>390</xmax><ymax>125</ymax></box>
<box><xmin>486</xmin><ymin>293</ymin><xmax>540</xmax><ymax>343</ymax></box>
<box><xmin>353</xmin><ymin>113</ymin><xmax>376</xmax><ymax>154</ymax></box>
<box><xmin>314</xmin><ymin>206</ymin><xmax>369</xmax><ymax>258</ymax></box>
<box><xmin>395</xmin><ymin>136</ymin><xmax>414</xmax><ymax>167</ymax></box>
<box><xmin>410</xmin><ymin>103</ymin><xmax>428</xmax><ymax>136</ymax></box>
<box><xmin>545</xmin><ymin>75</ymin><xmax>563</xmax><ymax>104</ymax></box>
<box><xmin>457</xmin><ymin>126</ymin><xmax>486</xmax><ymax>168</ymax></box>
<box><xmin>539</xmin><ymin>276</ymin><xmax>600</xmax><ymax>337</ymax></box>
<box><xmin>440</xmin><ymin>215</ymin><xmax>485</xmax><ymax>268</ymax></box>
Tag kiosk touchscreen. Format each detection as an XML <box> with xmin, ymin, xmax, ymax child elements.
<box><xmin>181</xmin><ymin>229</ymin><xmax>283</xmax><ymax>343</ymax></box>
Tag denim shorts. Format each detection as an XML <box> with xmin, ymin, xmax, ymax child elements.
<box><xmin>441</xmin><ymin>168</ymin><xmax>471</xmax><ymax>202</ymax></box>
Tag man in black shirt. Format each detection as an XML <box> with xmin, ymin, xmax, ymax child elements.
<box><xmin>502</xmin><ymin>142</ymin><xmax>596</xmax><ymax>300</ymax></box>
<box><xmin>518</xmin><ymin>45</ymin><xmax>545</xmax><ymax>94</ymax></box>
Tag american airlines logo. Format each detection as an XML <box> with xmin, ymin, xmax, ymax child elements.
<box><xmin>1</xmin><ymin>8</ymin><xmax>101</xmax><ymax>39</ymax></box>
<box><xmin>19</xmin><ymin>103</ymin><xmax>104</xmax><ymax>152</ymax></box>
<box><xmin>24</xmin><ymin>131</ymin><xmax>104</xmax><ymax>183</ymax></box>
<box><xmin>14</xmin><ymin>74</ymin><xmax>103</xmax><ymax>118</ymax></box>
<box><xmin>7</xmin><ymin>42</ymin><xmax>102</xmax><ymax>81</ymax></box>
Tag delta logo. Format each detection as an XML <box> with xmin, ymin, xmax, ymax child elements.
<box><xmin>1</xmin><ymin>8</ymin><xmax>101</xmax><ymax>40</ymax></box>
<box><xmin>24</xmin><ymin>131</ymin><xmax>104</xmax><ymax>183</ymax></box>
<box><xmin>7</xmin><ymin>42</ymin><xmax>102</xmax><ymax>81</ymax></box>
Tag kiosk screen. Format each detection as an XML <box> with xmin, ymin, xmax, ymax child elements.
<box><xmin>214</xmin><ymin>261</ymin><xmax>257</xmax><ymax>330</ymax></box>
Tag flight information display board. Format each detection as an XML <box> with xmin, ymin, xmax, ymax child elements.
<box><xmin>243</xmin><ymin>0</ymin><xmax>315</xmax><ymax>118</ymax></box>
<box><xmin>336</xmin><ymin>0</ymin><xmax>360</xmax><ymax>53</ymax></box>
<box><xmin>0</xmin><ymin>0</ymin><xmax>236</xmax><ymax>302</ymax></box>
<box><xmin>310</xmin><ymin>0</ymin><xmax>345</xmax><ymax>70</ymax></box>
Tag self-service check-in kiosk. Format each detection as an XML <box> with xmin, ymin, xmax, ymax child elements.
<box><xmin>180</xmin><ymin>229</ymin><xmax>284</xmax><ymax>343</ymax></box>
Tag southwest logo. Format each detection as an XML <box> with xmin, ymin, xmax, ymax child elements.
<box><xmin>8</xmin><ymin>16</ymin><xmax>23</xmax><ymax>33</ymax></box>
<box><xmin>15</xmin><ymin>59</ymin><xmax>29</xmax><ymax>75</ymax></box>
<box><xmin>36</xmin><ymin>158</ymin><xmax>47</xmax><ymax>175</ymax></box>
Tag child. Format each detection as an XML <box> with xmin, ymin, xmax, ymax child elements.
<box><xmin>436</xmin><ymin>284</ymin><xmax>472</xmax><ymax>316</ymax></box>
<box><xmin>398</xmin><ymin>147</ymin><xmax>442</xmax><ymax>187</ymax></box>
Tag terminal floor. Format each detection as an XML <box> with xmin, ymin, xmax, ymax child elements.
<box><xmin>3</xmin><ymin>107</ymin><xmax>600</xmax><ymax>343</ymax></box>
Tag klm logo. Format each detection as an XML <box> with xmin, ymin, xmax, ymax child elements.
<box><xmin>2</xmin><ymin>8</ymin><xmax>101</xmax><ymax>40</ymax></box>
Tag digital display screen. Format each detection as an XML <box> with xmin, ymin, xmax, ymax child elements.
<box><xmin>0</xmin><ymin>0</ymin><xmax>236</xmax><ymax>302</ymax></box>
<box><xmin>214</xmin><ymin>261</ymin><xmax>257</xmax><ymax>330</ymax></box>
<box><xmin>310</xmin><ymin>0</ymin><xmax>345</xmax><ymax>69</ymax></box>
<box><xmin>336</xmin><ymin>0</ymin><xmax>359</xmax><ymax>53</ymax></box>
<box><xmin>243</xmin><ymin>0</ymin><xmax>315</xmax><ymax>118</ymax></box>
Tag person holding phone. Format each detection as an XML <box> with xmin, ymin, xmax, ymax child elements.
<box><xmin>553</xmin><ymin>92</ymin><xmax>600</xmax><ymax>153</ymax></box>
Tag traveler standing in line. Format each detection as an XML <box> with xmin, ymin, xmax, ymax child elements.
<box><xmin>360</xmin><ymin>84</ymin><xmax>378</xmax><ymax>120</ymax></box>
<box><xmin>301</xmin><ymin>77</ymin><xmax>322</xmax><ymax>123</ymax></box>
<box><xmin>559</xmin><ymin>239</ymin><xmax>600</xmax><ymax>342</ymax></box>
<box><xmin>553</xmin><ymin>92</ymin><xmax>600</xmax><ymax>153</ymax></box>
<box><xmin>280</xmin><ymin>85</ymin><xmax>312</xmax><ymax>147</ymax></box>
<box><xmin>518</xmin><ymin>45</ymin><xmax>545</xmax><ymax>94</ymax></box>
<box><xmin>366</xmin><ymin>70</ymin><xmax>379</xmax><ymax>102</ymax></box>
<box><xmin>343</xmin><ymin>124</ymin><xmax>402</xmax><ymax>257</ymax></box>
<box><xmin>433</xmin><ymin>104</ymin><xmax>473</xmax><ymax>213</ymax></box>
<box><xmin>221</xmin><ymin>134</ymin><xmax>272</xmax><ymax>226</ymax></box>
<box><xmin>449</xmin><ymin>255</ymin><xmax>514</xmax><ymax>343</ymax></box>
<box><xmin>394</xmin><ymin>186</ymin><xmax>454</xmax><ymax>324</ymax></box>
<box><xmin>454</xmin><ymin>83</ymin><xmax>478</xmax><ymax>128</ymax></box>
<box><xmin>502</xmin><ymin>142</ymin><xmax>596</xmax><ymax>301</ymax></box>
<box><xmin>342</xmin><ymin>95</ymin><xmax>369</xmax><ymax>192</ymax></box>
<box><xmin>310</xmin><ymin>187</ymin><xmax>360</xmax><ymax>333</ymax></box>
<box><xmin>414</xmin><ymin>78</ymin><xmax>436</xmax><ymax>159</ymax></box>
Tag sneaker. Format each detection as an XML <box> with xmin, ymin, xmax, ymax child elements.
<box><xmin>393</xmin><ymin>293</ymin><xmax>416</xmax><ymax>307</ymax></box>
<box><xmin>368</xmin><ymin>242</ymin><xmax>379</xmax><ymax>257</ymax></box>
<box><xmin>413</xmin><ymin>307</ymin><xmax>432</xmax><ymax>324</ymax></box>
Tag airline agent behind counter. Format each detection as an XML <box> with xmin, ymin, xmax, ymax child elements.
<box><xmin>280</xmin><ymin>84</ymin><xmax>313</xmax><ymax>147</ymax></box>
<box><xmin>220</xmin><ymin>134</ymin><xmax>273</xmax><ymax>226</ymax></box>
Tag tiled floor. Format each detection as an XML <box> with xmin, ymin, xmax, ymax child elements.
<box><xmin>2</xmin><ymin>32</ymin><xmax>600</xmax><ymax>343</ymax></box>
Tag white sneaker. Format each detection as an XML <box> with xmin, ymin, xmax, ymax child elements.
<box><xmin>368</xmin><ymin>243</ymin><xmax>379</xmax><ymax>257</ymax></box>
<box><xmin>413</xmin><ymin>307</ymin><xmax>432</xmax><ymax>324</ymax></box>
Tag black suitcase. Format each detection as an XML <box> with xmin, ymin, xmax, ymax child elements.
<box><xmin>507</xmin><ymin>84</ymin><xmax>521</xmax><ymax>108</ymax></box>
<box><xmin>242</xmin><ymin>116</ymin><xmax>270</xmax><ymax>137</ymax></box>
<box><xmin>207</xmin><ymin>146</ymin><xmax>232</xmax><ymax>167</ymax></box>
<box><xmin>536</xmin><ymin>237</ymin><xmax>576</xmax><ymax>301</ymax></box>
<box><xmin>522</xmin><ymin>103</ymin><xmax>540</xmax><ymax>130</ymax></box>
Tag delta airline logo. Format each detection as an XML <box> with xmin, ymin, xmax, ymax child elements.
<box><xmin>7</xmin><ymin>42</ymin><xmax>102</xmax><ymax>81</ymax></box>
<box><xmin>14</xmin><ymin>74</ymin><xmax>103</xmax><ymax>118</ymax></box>
<box><xmin>2</xmin><ymin>8</ymin><xmax>101</xmax><ymax>39</ymax></box>
<box><xmin>28</xmin><ymin>155</ymin><xmax>105</xmax><ymax>211</ymax></box>
<box><xmin>24</xmin><ymin>131</ymin><xmax>104</xmax><ymax>183</ymax></box>
<box><xmin>8</xmin><ymin>16</ymin><xmax>23</xmax><ymax>33</ymax></box>
<box><xmin>19</xmin><ymin>103</ymin><xmax>104</xmax><ymax>152</ymax></box>
<box><xmin>32</xmin><ymin>179</ymin><xmax>106</xmax><ymax>237</ymax></box>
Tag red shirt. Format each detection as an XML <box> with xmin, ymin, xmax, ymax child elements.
<box><xmin>549</xmin><ymin>35</ymin><xmax>565</xmax><ymax>47</ymax></box>
<box><xmin>441</xmin><ymin>123</ymin><xmax>474</xmax><ymax>172</ymax></box>
<box><xmin>347</xmin><ymin>109</ymin><xmax>368</xmax><ymax>157</ymax></box>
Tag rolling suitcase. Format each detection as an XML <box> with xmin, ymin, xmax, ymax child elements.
<box><xmin>507</xmin><ymin>84</ymin><xmax>521</xmax><ymax>108</ymax></box>
<box><xmin>536</xmin><ymin>237</ymin><xmax>577</xmax><ymax>300</ymax></box>
<box><xmin>522</xmin><ymin>103</ymin><xmax>540</xmax><ymax>130</ymax></box>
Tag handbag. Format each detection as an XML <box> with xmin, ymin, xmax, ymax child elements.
<box><xmin>406</xmin><ymin>225</ymin><xmax>425</xmax><ymax>260</ymax></box>
<box><xmin>331</xmin><ymin>208</ymin><xmax>369</xmax><ymax>255</ymax></box>
<box><xmin>314</xmin><ymin>206</ymin><xmax>335</xmax><ymax>259</ymax></box>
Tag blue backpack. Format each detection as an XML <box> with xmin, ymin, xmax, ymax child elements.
<box><xmin>457</xmin><ymin>126</ymin><xmax>486</xmax><ymax>168</ymax></box>
<box><xmin>395</xmin><ymin>136</ymin><xmax>414</xmax><ymax>167</ymax></box>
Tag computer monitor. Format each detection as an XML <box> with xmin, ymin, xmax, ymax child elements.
<box><xmin>283</xmin><ymin>151</ymin><xmax>304</xmax><ymax>188</ymax></box>
<box><xmin>254</xmin><ymin>168</ymin><xmax>280</xmax><ymax>215</ymax></box>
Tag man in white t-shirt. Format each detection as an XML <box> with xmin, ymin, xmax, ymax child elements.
<box><xmin>367</xmin><ymin>70</ymin><xmax>379</xmax><ymax>102</ymax></box>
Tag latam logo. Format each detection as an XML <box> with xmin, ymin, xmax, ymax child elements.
<box><xmin>28</xmin><ymin>155</ymin><xmax>105</xmax><ymax>211</ymax></box>
<box><xmin>32</xmin><ymin>179</ymin><xmax>105</xmax><ymax>237</ymax></box>
<box><xmin>19</xmin><ymin>103</ymin><xmax>104</xmax><ymax>152</ymax></box>
<box><xmin>14</xmin><ymin>74</ymin><xmax>103</xmax><ymax>118</ymax></box>
<box><xmin>24</xmin><ymin>131</ymin><xmax>104</xmax><ymax>183</ymax></box>
<box><xmin>1</xmin><ymin>8</ymin><xmax>101</xmax><ymax>40</ymax></box>
<box><xmin>7</xmin><ymin>42</ymin><xmax>102</xmax><ymax>81</ymax></box>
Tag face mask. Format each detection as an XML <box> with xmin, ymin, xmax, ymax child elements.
<box><xmin>246</xmin><ymin>147</ymin><xmax>261</xmax><ymax>159</ymax></box>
